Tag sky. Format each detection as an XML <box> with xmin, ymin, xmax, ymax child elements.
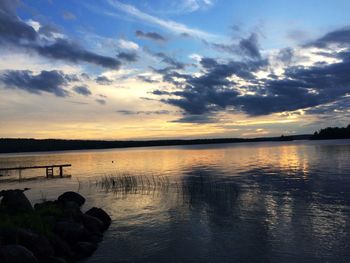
<box><xmin>0</xmin><ymin>0</ymin><xmax>350</xmax><ymax>140</ymax></box>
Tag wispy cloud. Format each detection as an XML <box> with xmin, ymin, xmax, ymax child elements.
<box><xmin>105</xmin><ymin>0</ymin><xmax>219</xmax><ymax>39</ymax></box>
<box><xmin>180</xmin><ymin>0</ymin><xmax>214</xmax><ymax>13</ymax></box>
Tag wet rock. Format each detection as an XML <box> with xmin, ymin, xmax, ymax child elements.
<box><xmin>86</xmin><ymin>232</ymin><xmax>103</xmax><ymax>243</ymax></box>
<box><xmin>73</xmin><ymin>242</ymin><xmax>98</xmax><ymax>259</ymax></box>
<box><xmin>80</xmin><ymin>214</ymin><xmax>104</xmax><ymax>233</ymax></box>
<box><xmin>0</xmin><ymin>190</ymin><xmax>111</xmax><ymax>262</ymax></box>
<box><xmin>54</xmin><ymin>221</ymin><xmax>88</xmax><ymax>245</ymax></box>
<box><xmin>49</xmin><ymin>234</ymin><xmax>73</xmax><ymax>259</ymax></box>
<box><xmin>0</xmin><ymin>228</ymin><xmax>54</xmax><ymax>262</ymax></box>
<box><xmin>61</xmin><ymin>201</ymin><xmax>82</xmax><ymax>220</ymax></box>
<box><xmin>57</xmin><ymin>192</ymin><xmax>85</xmax><ymax>207</ymax></box>
<box><xmin>14</xmin><ymin>228</ymin><xmax>54</xmax><ymax>262</ymax></box>
<box><xmin>0</xmin><ymin>189</ymin><xmax>33</xmax><ymax>213</ymax></box>
<box><xmin>85</xmin><ymin>207</ymin><xmax>111</xmax><ymax>230</ymax></box>
<box><xmin>0</xmin><ymin>245</ymin><xmax>39</xmax><ymax>263</ymax></box>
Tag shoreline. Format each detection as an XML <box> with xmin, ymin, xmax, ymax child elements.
<box><xmin>0</xmin><ymin>135</ymin><xmax>311</xmax><ymax>154</ymax></box>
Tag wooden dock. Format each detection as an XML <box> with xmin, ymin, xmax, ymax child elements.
<box><xmin>0</xmin><ymin>164</ymin><xmax>71</xmax><ymax>178</ymax></box>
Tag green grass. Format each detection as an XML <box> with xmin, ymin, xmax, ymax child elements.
<box><xmin>0</xmin><ymin>202</ymin><xmax>63</xmax><ymax>237</ymax></box>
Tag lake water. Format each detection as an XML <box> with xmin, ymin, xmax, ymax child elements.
<box><xmin>1</xmin><ymin>140</ymin><xmax>350</xmax><ymax>263</ymax></box>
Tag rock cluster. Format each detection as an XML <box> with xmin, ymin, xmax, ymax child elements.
<box><xmin>0</xmin><ymin>189</ymin><xmax>111</xmax><ymax>263</ymax></box>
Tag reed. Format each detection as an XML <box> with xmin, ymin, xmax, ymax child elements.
<box><xmin>95</xmin><ymin>173</ymin><xmax>239</xmax><ymax>204</ymax></box>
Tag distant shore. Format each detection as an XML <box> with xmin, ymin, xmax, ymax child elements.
<box><xmin>0</xmin><ymin>135</ymin><xmax>312</xmax><ymax>154</ymax></box>
<box><xmin>1</xmin><ymin>125</ymin><xmax>349</xmax><ymax>154</ymax></box>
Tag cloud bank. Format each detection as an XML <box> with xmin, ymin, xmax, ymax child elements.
<box><xmin>153</xmin><ymin>28</ymin><xmax>350</xmax><ymax>121</ymax></box>
<box><xmin>0</xmin><ymin>0</ymin><xmax>121</xmax><ymax>69</ymax></box>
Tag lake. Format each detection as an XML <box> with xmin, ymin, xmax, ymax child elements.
<box><xmin>1</xmin><ymin>140</ymin><xmax>350</xmax><ymax>263</ymax></box>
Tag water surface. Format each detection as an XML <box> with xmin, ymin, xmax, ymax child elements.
<box><xmin>1</xmin><ymin>140</ymin><xmax>350</xmax><ymax>262</ymax></box>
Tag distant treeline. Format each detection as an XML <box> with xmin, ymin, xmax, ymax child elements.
<box><xmin>0</xmin><ymin>135</ymin><xmax>310</xmax><ymax>154</ymax></box>
<box><xmin>311</xmin><ymin>125</ymin><xmax>350</xmax><ymax>140</ymax></box>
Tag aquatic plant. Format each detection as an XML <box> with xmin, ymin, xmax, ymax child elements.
<box><xmin>95</xmin><ymin>173</ymin><xmax>239</xmax><ymax>207</ymax></box>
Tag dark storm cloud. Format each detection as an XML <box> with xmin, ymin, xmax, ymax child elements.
<box><xmin>208</xmin><ymin>41</ymin><xmax>236</xmax><ymax>54</ymax></box>
<box><xmin>73</xmin><ymin>85</ymin><xmax>91</xmax><ymax>96</ymax></box>
<box><xmin>0</xmin><ymin>70</ymin><xmax>70</xmax><ymax>97</ymax></box>
<box><xmin>117</xmin><ymin>110</ymin><xmax>170</xmax><ymax>115</ymax></box>
<box><xmin>238</xmin><ymin>33</ymin><xmax>261</xmax><ymax>59</ymax></box>
<box><xmin>153</xmin><ymin>52</ymin><xmax>186</xmax><ymax>70</ymax></box>
<box><xmin>137</xmin><ymin>75</ymin><xmax>159</xmax><ymax>83</ymax></box>
<box><xmin>171</xmin><ymin>114</ymin><xmax>217</xmax><ymax>123</ymax></box>
<box><xmin>152</xmin><ymin>68</ymin><xmax>191</xmax><ymax>87</ymax></box>
<box><xmin>154</xmin><ymin>57</ymin><xmax>268</xmax><ymax>115</ymax></box>
<box><xmin>154</xmin><ymin>31</ymin><xmax>350</xmax><ymax>118</ymax></box>
<box><xmin>0</xmin><ymin>1</ymin><xmax>121</xmax><ymax>69</ymax></box>
<box><xmin>33</xmin><ymin>39</ymin><xmax>121</xmax><ymax>69</ymax></box>
<box><xmin>0</xmin><ymin>0</ymin><xmax>37</xmax><ymax>43</ymax></box>
<box><xmin>208</xmin><ymin>33</ymin><xmax>261</xmax><ymax>60</ymax></box>
<box><xmin>117</xmin><ymin>51</ymin><xmax>138</xmax><ymax>62</ymax></box>
<box><xmin>152</xmin><ymin>90</ymin><xmax>171</xmax><ymax>95</ymax></box>
<box><xmin>304</xmin><ymin>97</ymin><xmax>350</xmax><ymax>115</ymax></box>
<box><xmin>310</xmin><ymin>27</ymin><xmax>350</xmax><ymax>48</ymax></box>
<box><xmin>144</xmin><ymin>48</ymin><xmax>186</xmax><ymax>70</ymax></box>
<box><xmin>95</xmin><ymin>76</ymin><xmax>112</xmax><ymax>85</ymax></box>
<box><xmin>135</xmin><ymin>30</ymin><xmax>167</xmax><ymax>42</ymax></box>
<box><xmin>0</xmin><ymin>0</ymin><xmax>19</xmax><ymax>13</ymax></box>
<box><xmin>277</xmin><ymin>48</ymin><xmax>294</xmax><ymax>65</ymax></box>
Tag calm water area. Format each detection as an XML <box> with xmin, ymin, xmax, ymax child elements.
<box><xmin>1</xmin><ymin>139</ymin><xmax>350</xmax><ymax>262</ymax></box>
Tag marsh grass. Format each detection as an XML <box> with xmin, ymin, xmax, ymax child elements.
<box><xmin>96</xmin><ymin>174</ymin><xmax>171</xmax><ymax>196</ymax></box>
<box><xmin>95</xmin><ymin>173</ymin><xmax>239</xmax><ymax>206</ymax></box>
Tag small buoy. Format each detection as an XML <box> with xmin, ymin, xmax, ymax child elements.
<box><xmin>112</xmin><ymin>161</ymin><xmax>114</xmax><ymax>163</ymax></box>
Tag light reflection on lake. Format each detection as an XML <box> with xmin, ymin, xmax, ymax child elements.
<box><xmin>1</xmin><ymin>140</ymin><xmax>350</xmax><ymax>262</ymax></box>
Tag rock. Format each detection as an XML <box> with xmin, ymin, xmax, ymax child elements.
<box><xmin>0</xmin><ymin>189</ymin><xmax>33</xmax><ymax>213</ymax></box>
<box><xmin>48</xmin><ymin>257</ymin><xmax>68</xmax><ymax>263</ymax></box>
<box><xmin>0</xmin><ymin>245</ymin><xmax>39</xmax><ymax>263</ymax></box>
<box><xmin>57</xmin><ymin>192</ymin><xmax>85</xmax><ymax>207</ymax></box>
<box><xmin>62</xmin><ymin>201</ymin><xmax>82</xmax><ymax>219</ymax></box>
<box><xmin>54</xmin><ymin>221</ymin><xmax>89</xmax><ymax>245</ymax></box>
<box><xmin>0</xmin><ymin>228</ymin><xmax>54</xmax><ymax>262</ymax></box>
<box><xmin>14</xmin><ymin>228</ymin><xmax>55</xmax><ymax>262</ymax></box>
<box><xmin>86</xmin><ymin>232</ymin><xmax>103</xmax><ymax>243</ymax></box>
<box><xmin>73</xmin><ymin>242</ymin><xmax>98</xmax><ymax>259</ymax></box>
<box><xmin>85</xmin><ymin>207</ymin><xmax>111</xmax><ymax>230</ymax></box>
<box><xmin>80</xmin><ymin>214</ymin><xmax>104</xmax><ymax>233</ymax></box>
<box><xmin>49</xmin><ymin>234</ymin><xmax>73</xmax><ymax>259</ymax></box>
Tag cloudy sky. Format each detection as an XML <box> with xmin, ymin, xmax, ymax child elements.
<box><xmin>0</xmin><ymin>0</ymin><xmax>350</xmax><ymax>139</ymax></box>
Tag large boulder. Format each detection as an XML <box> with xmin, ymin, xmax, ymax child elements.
<box><xmin>60</xmin><ymin>201</ymin><xmax>82</xmax><ymax>221</ymax></box>
<box><xmin>73</xmin><ymin>242</ymin><xmax>98</xmax><ymax>259</ymax></box>
<box><xmin>48</xmin><ymin>234</ymin><xmax>73</xmax><ymax>259</ymax></box>
<box><xmin>0</xmin><ymin>228</ymin><xmax>54</xmax><ymax>262</ymax></box>
<box><xmin>80</xmin><ymin>214</ymin><xmax>104</xmax><ymax>234</ymax></box>
<box><xmin>85</xmin><ymin>207</ymin><xmax>111</xmax><ymax>231</ymax></box>
<box><xmin>86</xmin><ymin>232</ymin><xmax>103</xmax><ymax>244</ymax></box>
<box><xmin>54</xmin><ymin>221</ymin><xmax>89</xmax><ymax>245</ymax></box>
<box><xmin>14</xmin><ymin>228</ymin><xmax>55</xmax><ymax>263</ymax></box>
<box><xmin>0</xmin><ymin>189</ymin><xmax>33</xmax><ymax>213</ymax></box>
<box><xmin>0</xmin><ymin>245</ymin><xmax>39</xmax><ymax>263</ymax></box>
<box><xmin>57</xmin><ymin>192</ymin><xmax>85</xmax><ymax>207</ymax></box>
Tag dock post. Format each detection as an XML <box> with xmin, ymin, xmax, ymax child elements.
<box><xmin>59</xmin><ymin>166</ymin><xmax>63</xmax><ymax>177</ymax></box>
<box><xmin>46</xmin><ymin>167</ymin><xmax>54</xmax><ymax>178</ymax></box>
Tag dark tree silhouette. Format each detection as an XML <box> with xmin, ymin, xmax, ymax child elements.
<box><xmin>311</xmin><ymin>125</ymin><xmax>350</xmax><ymax>140</ymax></box>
